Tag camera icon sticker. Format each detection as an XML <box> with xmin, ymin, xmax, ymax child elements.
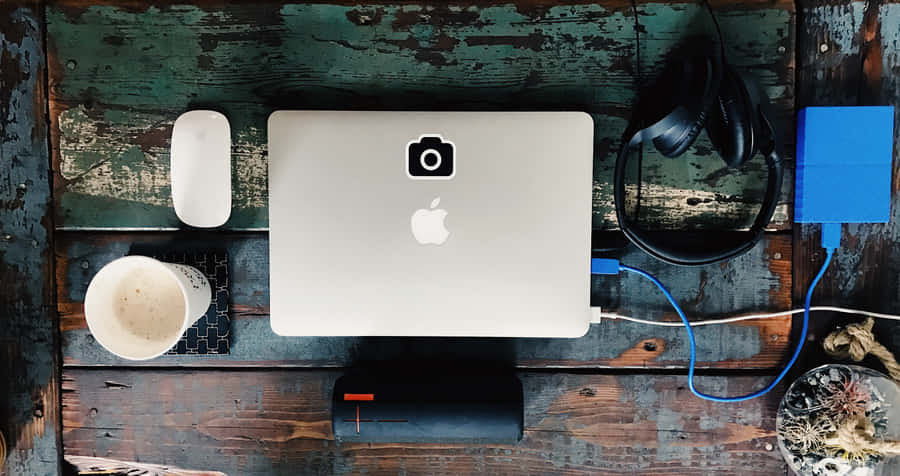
<box><xmin>406</xmin><ymin>134</ymin><xmax>456</xmax><ymax>180</ymax></box>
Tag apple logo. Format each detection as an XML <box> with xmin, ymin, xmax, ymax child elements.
<box><xmin>411</xmin><ymin>197</ymin><xmax>449</xmax><ymax>245</ymax></box>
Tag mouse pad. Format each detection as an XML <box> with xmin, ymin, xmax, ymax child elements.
<box><xmin>128</xmin><ymin>247</ymin><xmax>231</xmax><ymax>354</ymax></box>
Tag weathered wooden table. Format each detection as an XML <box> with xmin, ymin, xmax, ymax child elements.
<box><xmin>2</xmin><ymin>0</ymin><xmax>899</xmax><ymax>474</ymax></box>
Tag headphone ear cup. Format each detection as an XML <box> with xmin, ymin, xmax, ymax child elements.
<box><xmin>706</xmin><ymin>67</ymin><xmax>755</xmax><ymax>167</ymax></box>
<box><xmin>653</xmin><ymin>110</ymin><xmax>707</xmax><ymax>157</ymax></box>
<box><xmin>648</xmin><ymin>54</ymin><xmax>721</xmax><ymax>158</ymax></box>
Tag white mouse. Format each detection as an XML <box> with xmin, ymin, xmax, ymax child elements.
<box><xmin>170</xmin><ymin>110</ymin><xmax>232</xmax><ymax>228</ymax></box>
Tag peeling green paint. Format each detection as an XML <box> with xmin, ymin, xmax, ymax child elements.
<box><xmin>48</xmin><ymin>2</ymin><xmax>793</xmax><ymax>230</ymax></box>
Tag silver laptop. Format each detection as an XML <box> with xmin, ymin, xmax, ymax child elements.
<box><xmin>268</xmin><ymin>111</ymin><xmax>593</xmax><ymax>337</ymax></box>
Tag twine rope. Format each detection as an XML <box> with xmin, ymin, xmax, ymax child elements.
<box><xmin>822</xmin><ymin>318</ymin><xmax>900</xmax><ymax>383</ymax></box>
<box><xmin>824</xmin><ymin>415</ymin><xmax>900</xmax><ymax>457</ymax></box>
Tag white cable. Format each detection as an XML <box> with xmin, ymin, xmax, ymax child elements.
<box><xmin>590</xmin><ymin>306</ymin><xmax>900</xmax><ymax>326</ymax></box>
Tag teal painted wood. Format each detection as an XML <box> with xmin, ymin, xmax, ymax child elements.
<box><xmin>0</xmin><ymin>3</ymin><xmax>61</xmax><ymax>474</ymax></box>
<box><xmin>48</xmin><ymin>1</ymin><xmax>794</xmax><ymax>230</ymax></box>
<box><xmin>57</xmin><ymin>231</ymin><xmax>791</xmax><ymax>368</ymax></box>
<box><xmin>62</xmin><ymin>369</ymin><xmax>787</xmax><ymax>474</ymax></box>
<box><xmin>794</xmin><ymin>0</ymin><xmax>900</xmax><ymax>367</ymax></box>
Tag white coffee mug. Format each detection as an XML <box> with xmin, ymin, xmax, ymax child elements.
<box><xmin>84</xmin><ymin>255</ymin><xmax>211</xmax><ymax>360</ymax></box>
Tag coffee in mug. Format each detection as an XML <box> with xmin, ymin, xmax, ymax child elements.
<box><xmin>84</xmin><ymin>256</ymin><xmax>211</xmax><ymax>360</ymax></box>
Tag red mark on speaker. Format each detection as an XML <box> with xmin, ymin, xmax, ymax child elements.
<box><xmin>344</xmin><ymin>393</ymin><xmax>374</xmax><ymax>401</ymax></box>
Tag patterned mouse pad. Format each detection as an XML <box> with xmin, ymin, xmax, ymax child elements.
<box><xmin>144</xmin><ymin>250</ymin><xmax>231</xmax><ymax>355</ymax></box>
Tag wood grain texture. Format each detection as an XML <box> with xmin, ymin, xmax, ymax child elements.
<box><xmin>57</xmin><ymin>231</ymin><xmax>792</xmax><ymax>369</ymax></box>
<box><xmin>61</xmin><ymin>369</ymin><xmax>786</xmax><ymax>475</ymax></box>
<box><xmin>47</xmin><ymin>0</ymin><xmax>795</xmax><ymax>231</ymax></box>
<box><xmin>794</xmin><ymin>0</ymin><xmax>900</xmax><ymax>373</ymax></box>
<box><xmin>0</xmin><ymin>2</ymin><xmax>61</xmax><ymax>475</ymax></box>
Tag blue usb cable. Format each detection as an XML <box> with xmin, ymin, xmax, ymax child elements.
<box><xmin>593</xmin><ymin>223</ymin><xmax>840</xmax><ymax>402</ymax></box>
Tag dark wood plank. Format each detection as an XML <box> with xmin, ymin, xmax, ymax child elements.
<box><xmin>47</xmin><ymin>0</ymin><xmax>795</xmax><ymax>231</ymax></box>
<box><xmin>794</xmin><ymin>0</ymin><xmax>900</xmax><ymax>372</ymax></box>
<box><xmin>61</xmin><ymin>368</ymin><xmax>786</xmax><ymax>475</ymax></box>
<box><xmin>57</xmin><ymin>231</ymin><xmax>792</xmax><ymax>369</ymax></box>
<box><xmin>0</xmin><ymin>2</ymin><xmax>61</xmax><ymax>474</ymax></box>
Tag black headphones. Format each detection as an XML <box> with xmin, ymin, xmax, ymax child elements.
<box><xmin>614</xmin><ymin>40</ymin><xmax>784</xmax><ymax>266</ymax></box>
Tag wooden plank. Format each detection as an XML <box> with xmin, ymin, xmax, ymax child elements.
<box><xmin>0</xmin><ymin>2</ymin><xmax>62</xmax><ymax>475</ymax></box>
<box><xmin>57</xmin><ymin>231</ymin><xmax>792</xmax><ymax>369</ymax></box>
<box><xmin>794</xmin><ymin>0</ymin><xmax>900</xmax><ymax>372</ymax></box>
<box><xmin>61</xmin><ymin>368</ymin><xmax>786</xmax><ymax>475</ymax></box>
<box><xmin>47</xmin><ymin>0</ymin><xmax>795</xmax><ymax>231</ymax></box>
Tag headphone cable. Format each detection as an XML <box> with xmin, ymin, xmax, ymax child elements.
<box><xmin>702</xmin><ymin>0</ymin><xmax>727</xmax><ymax>59</ymax></box>
<box><xmin>629</xmin><ymin>0</ymin><xmax>645</xmax><ymax>222</ymax></box>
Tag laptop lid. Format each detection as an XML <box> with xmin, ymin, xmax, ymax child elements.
<box><xmin>268</xmin><ymin>111</ymin><xmax>593</xmax><ymax>337</ymax></box>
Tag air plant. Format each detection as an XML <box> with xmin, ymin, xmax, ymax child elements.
<box><xmin>820</xmin><ymin>374</ymin><xmax>872</xmax><ymax>419</ymax></box>
<box><xmin>779</xmin><ymin>415</ymin><xmax>834</xmax><ymax>454</ymax></box>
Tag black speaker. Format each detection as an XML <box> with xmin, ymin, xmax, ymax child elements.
<box><xmin>332</xmin><ymin>374</ymin><xmax>523</xmax><ymax>443</ymax></box>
